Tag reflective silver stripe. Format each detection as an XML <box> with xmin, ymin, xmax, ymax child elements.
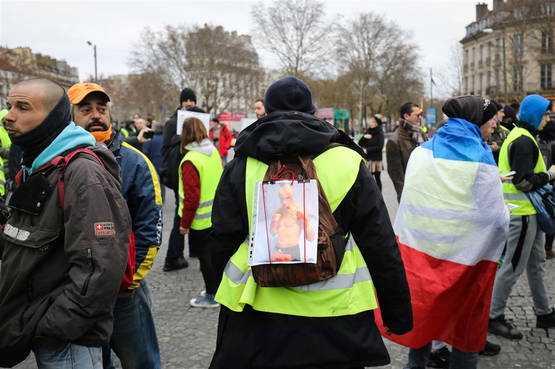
<box><xmin>199</xmin><ymin>199</ymin><xmax>214</xmax><ymax>208</ymax></box>
<box><xmin>503</xmin><ymin>193</ymin><xmax>528</xmax><ymax>201</ymax></box>
<box><xmin>194</xmin><ymin>212</ymin><xmax>211</xmax><ymax>220</ymax></box>
<box><xmin>224</xmin><ymin>261</ymin><xmax>252</xmax><ymax>284</ymax></box>
<box><xmin>293</xmin><ymin>267</ymin><xmax>372</xmax><ymax>292</ymax></box>
<box><xmin>345</xmin><ymin>237</ymin><xmax>354</xmax><ymax>251</ymax></box>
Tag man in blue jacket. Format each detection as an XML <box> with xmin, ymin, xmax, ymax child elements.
<box><xmin>489</xmin><ymin>94</ymin><xmax>555</xmax><ymax>340</ymax></box>
<box><xmin>69</xmin><ymin>82</ymin><xmax>163</xmax><ymax>369</ymax></box>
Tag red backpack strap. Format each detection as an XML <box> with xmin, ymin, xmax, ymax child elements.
<box><xmin>52</xmin><ymin>148</ymin><xmax>106</xmax><ymax>208</ymax></box>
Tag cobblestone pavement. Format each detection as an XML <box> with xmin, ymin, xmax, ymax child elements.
<box><xmin>12</xmin><ymin>166</ymin><xmax>555</xmax><ymax>369</ymax></box>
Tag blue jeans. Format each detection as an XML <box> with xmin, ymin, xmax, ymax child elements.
<box><xmin>33</xmin><ymin>343</ymin><xmax>102</xmax><ymax>369</ymax></box>
<box><xmin>404</xmin><ymin>343</ymin><xmax>478</xmax><ymax>369</ymax></box>
<box><xmin>103</xmin><ymin>281</ymin><xmax>161</xmax><ymax>369</ymax></box>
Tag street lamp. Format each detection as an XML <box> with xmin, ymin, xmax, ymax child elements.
<box><xmin>86</xmin><ymin>41</ymin><xmax>97</xmax><ymax>82</ymax></box>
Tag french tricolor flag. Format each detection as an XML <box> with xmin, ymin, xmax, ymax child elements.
<box><xmin>378</xmin><ymin>118</ymin><xmax>510</xmax><ymax>352</ymax></box>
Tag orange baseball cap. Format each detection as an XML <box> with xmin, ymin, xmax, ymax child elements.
<box><xmin>68</xmin><ymin>82</ymin><xmax>110</xmax><ymax>104</ymax></box>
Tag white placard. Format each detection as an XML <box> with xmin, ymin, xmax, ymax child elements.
<box><xmin>248</xmin><ymin>180</ymin><xmax>319</xmax><ymax>266</ymax></box>
<box><xmin>176</xmin><ymin>109</ymin><xmax>211</xmax><ymax>135</ymax></box>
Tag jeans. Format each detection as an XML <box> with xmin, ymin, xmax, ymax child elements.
<box><xmin>404</xmin><ymin>343</ymin><xmax>478</xmax><ymax>369</ymax></box>
<box><xmin>490</xmin><ymin>215</ymin><xmax>551</xmax><ymax>318</ymax></box>
<box><xmin>165</xmin><ymin>191</ymin><xmax>185</xmax><ymax>264</ymax></box>
<box><xmin>33</xmin><ymin>343</ymin><xmax>102</xmax><ymax>369</ymax></box>
<box><xmin>103</xmin><ymin>281</ymin><xmax>161</xmax><ymax>369</ymax></box>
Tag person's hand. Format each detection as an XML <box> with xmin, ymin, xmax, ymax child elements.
<box><xmin>549</xmin><ymin>165</ymin><xmax>555</xmax><ymax>173</ymax></box>
<box><xmin>137</xmin><ymin>127</ymin><xmax>153</xmax><ymax>143</ymax></box>
<box><xmin>179</xmin><ymin>226</ymin><xmax>189</xmax><ymax>235</ymax></box>
<box><xmin>272</xmin><ymin>213</ymin><xmax>281</xmax><ymax>222</ymax></box>
<box><xmin>364</xmin><ymin>134</ymin><xmax>372</xmax><ymax>139</ymax></box>
<box><xmin>488</xmin><ymin>142</ymin><xmax>499</xmax><ymax>151</ymax></box>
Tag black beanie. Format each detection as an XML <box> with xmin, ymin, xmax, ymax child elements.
<box><xmin>264</xmin><ymin>77</ymin><xmax>316</xmax><ymax>115</ymax></box>
<box><xmin>179</xmin><ymin>88</ymin><xmax>196</xmax><ymax>104</ymax></box>
<box><xmin>442</xmin><ymin>95</ymin><xmax>498</xmax><ymax>126</ymax></box>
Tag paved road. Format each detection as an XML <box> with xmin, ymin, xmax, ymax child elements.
<box><xmin>12</xmin><ymin>164</ymin><xmax>555</xmax><ymax>368</ymax></box>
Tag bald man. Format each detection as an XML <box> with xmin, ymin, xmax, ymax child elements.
<box><xmin>0</xmin><ymin>78</ymin><xmax>131</xmax><ymax>369</ymax></box>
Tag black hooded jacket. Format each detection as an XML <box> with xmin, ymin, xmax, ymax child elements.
<box><xmin>358</xmin><ymin>125</ymin><xmax>385</xmax><ymax>161</ymax></box>
<box><xmin>210</xmin><ymin>111</ymin><xmax>412</xmax><ymax>367</ymax></box>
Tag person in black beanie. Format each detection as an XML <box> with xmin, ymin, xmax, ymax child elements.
<box><xmin>209</xmin><ymin>77</ymin><xmax>412</xmax><ymax>369</ymax></box>
<box><xmin>0</xmin><ymin>78</ymin><xmax>130</xmax><ymax>368</ymax></box>
<box><xmin>161</xmin><ymin>87</ymin><xmax>206</xmax><ymax>271</ymax></box>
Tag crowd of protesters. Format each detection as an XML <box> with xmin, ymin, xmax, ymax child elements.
<box><xmin>0</xmin><ymin>75</ymin><xmax>553</xmax><ymax>369</ymax></box>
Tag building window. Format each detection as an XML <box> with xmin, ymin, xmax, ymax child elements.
<box><xmin>465</xmin><ymin>49</ymin><xmax>469</xmax><ymax>65</ymax></box>
<box><xmin>464</xmin><ymin>77</ymin><xmax>468</xmax><ymax>93</ymax></box>
<box><xmin>513</xmin><ymin>66</ymin><xmax>523</xmax><ymax>91</ymax></box>
<box><xmin>512</xmin><ymin>34</ymin><xmax>524</xmax><ymax>56</ymax></box>
<box><xmin>541</xmin><ymin>64</ymin><xmax>553</xmax><ymax>89</ymax></box>
<box><xmin>479</xmin><ymin>45</ymin><xmax>484</xmax><ymax>62</ymax></box>
<box><xmin>479</xmin><ymin>73</ymin><xmax>483</xmax><ymax>94</ymax></box>
<box><xmin>545</xmin><ymin>2</ymin><xmax>555</xmax><ymax>16</ymax></box>
<box><xmin>495</xmin><ymin>69</ymin><xmax>500</xmax><ymax>88</ymax></box>
<box><xmin>542</xmin><ymin>31</ymin><xmax>553</xmax><ymax>54</ymax></box>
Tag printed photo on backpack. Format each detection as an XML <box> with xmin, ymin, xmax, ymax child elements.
<box><xmin>249</xmin><ymin>180</ymin><xmax>319</xmax><ymax>266</ymax></box>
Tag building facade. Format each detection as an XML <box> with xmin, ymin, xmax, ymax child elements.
<box><xmin>0</xmin><ymin>46</ymin><xmax>79</xmax><ymax>107</ymax></box>
<box><xmin>461</xmin><ymin>0</ymin><xmax>555</xmax><ymax>104</ymax></box>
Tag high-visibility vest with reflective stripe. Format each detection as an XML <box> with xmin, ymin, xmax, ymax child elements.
<box><xmin>499</xmin><ymin>127</ymin><xmax>546</xmax><ymax>215</ymax></box>
<box><xmin>215</xmin><ymin>146</ymin><xmax>378</xmax><ymax>317</ymax></box>
<box><xmin>0</xmin><ymin>126</ymin><xmax>11</xmax><ymax>197</ymax></box>
<box><xmin>177</xmin><ymin>146</ymin><xmax>223</xmax><ymax>230</ymax></box>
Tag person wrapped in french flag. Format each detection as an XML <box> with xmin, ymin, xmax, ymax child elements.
<box><xmin>378</xmin><ymin>96</ymin><xmax>510</xmax><ymax>364</ymax></box>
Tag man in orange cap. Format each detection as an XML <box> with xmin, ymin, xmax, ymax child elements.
<box><xmin>68</xmin><ymin>82</ymin><xmax>163</xmax><ymax>369</ymax></box>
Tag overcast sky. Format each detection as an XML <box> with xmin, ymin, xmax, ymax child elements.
<box><xmin>0</xmin><ymin>0</ymin><xmax>486</xmax><ymax>96</ymax></box>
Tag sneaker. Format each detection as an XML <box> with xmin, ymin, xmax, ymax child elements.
<box><xmin>427</xmin><ymin>346</ymin><xmax>449</xmax><ymax>368</ymax></box>
<box><xmin>546</xmin><ymin>250</ymin><xmax>555</xmax><ymax>259</ymax></box>
<box><xmin>190</xmin><ymin>294</ymin><xmax>220</xmax><ymax>308</ymax></box>
<box><xmin>163</xmin><ymin>257</ymin><xmax>189</xmax><ymax>272</ymax></box>
<box><xmin>479</xmin><ymin>340</ymin><xmax>501</xmax><ymax>356</ymax></box>
<box><xmin>537</xmin><ymin>309</ymin><xmax>555</xmax><ymax>328</ymax></box>
<box><xmin>488</xmin><ymin>315</ymin><xmax>523</xmax><ymax>339</ymax></box>
<box><xmin>200</xmin><ymin>290</ymin><xmax>206</xmax><ymax>297</ymax></box>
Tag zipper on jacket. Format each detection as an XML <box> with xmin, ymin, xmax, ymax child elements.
<box><xmin>81</xmin><ymin>248</ymin><xmax>95</xmax><ymax>296</ymax></box>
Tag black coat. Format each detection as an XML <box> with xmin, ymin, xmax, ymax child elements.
<box><xmin>161</xmin><ymin>106</ymin><xmax>206</xmax><ymax>190</ymax></box>
<box><xmin>358</xmin><ymin>125</ymin><xmax>385</xmax><ymax>161</ymax></box>
<box><xmin>209</xmin><ymin>111</ymin><xmax>412</xmax><ymax>368</ymax></box>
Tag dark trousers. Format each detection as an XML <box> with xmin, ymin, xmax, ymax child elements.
<box><xmin>165</xmin><ymin>191</ymin><xmax>185</xmax><ymax>263</ymax></box>
<box><xmin>546</xmin><ymin>233</ymin><xmax>554</xmax><ymax>252</ymax></box>
<box><xmin>190</xmin><ymin>228</ymin><xmax>219</xmax><ymax>294</ymax></box>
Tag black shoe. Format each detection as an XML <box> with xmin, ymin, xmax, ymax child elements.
<box><xmin>479</xmin><ymin>340</ymin><xmax>501</xmax><ymax>356</ymax></box>
<box><xmin>427</xmin><ymin>346</ymin><xmax>449</xmax><ymax>368</ymax></box>
<box><xmin>537</xmin><ymin>309</ymin><xmax>555</xmax><ymax>328</ymax></box>
<box><xmin>488</xmin><ymin>315</ymin><xmax>523</xmax><ymax>339</ymax></box>
<box><xmin>546</xmin><ymin>250</ymin><xmax>555</xmax><ymax>259</ymax></box>
<box><xmin>163</xmin><ymin>257</ymin><xmax>189</xmax><ymax>272</ymax></box>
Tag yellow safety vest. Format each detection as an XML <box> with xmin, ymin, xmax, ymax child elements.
<box><xmin>499</xmin><ymin>127</ymin><xmax>546</xmax><ymax>215</ymax></box>
<box><xmin>177</xmin><ymin>146</ymin><xmax>223</xmax><ymax>230</ymax></box>
<box><xmin>0</xmin><ymin>126</ymin><xmax>12</xmax><ymax>197</ymax></box>
<box><xmin>215</xmin><ymin>146</ymin><xmax>378</xmax><ymax>317</ymax></box>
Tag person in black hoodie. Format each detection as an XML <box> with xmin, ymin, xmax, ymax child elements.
<box><xmin>160</xmin><ymin>88</ymin><xmax>206</xmax><ymax>271</ymax></box>
<box><xmin>358</xmin><ymin>115</ymin><xmax>385</xmax><ymax>190</ymax></box>
<box><xmin>208</xmin><ymin>77</ymin><xmax>412</xmax><ymax>369</ymax></box>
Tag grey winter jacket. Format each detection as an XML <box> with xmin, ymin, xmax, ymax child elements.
<box><xmin>0</xmin><ymin>144</ymin><xmax>131</xmax><ymax>367</ymax></box>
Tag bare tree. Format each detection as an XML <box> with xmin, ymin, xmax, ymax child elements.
<box><xmin>335</xmin><ymin>13</ymin><xmax>422</xmax><ymax>130</ymax></box>
<box><xmin>130</xmin><ymin>24</ymin><xmax>265</xmax><ymax>115</ymax></box>
<box><xmin>251</xmin><ymin>0</ymin><xmax>332</xmax><ymax>76</ymax></box>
